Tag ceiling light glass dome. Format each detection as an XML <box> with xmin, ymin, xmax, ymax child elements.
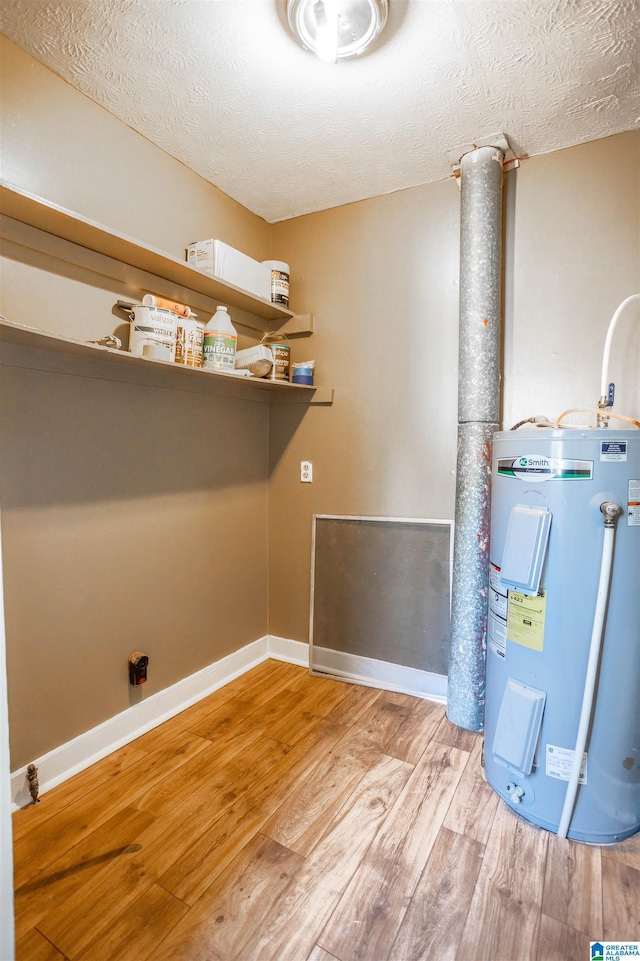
<box><xmin>287</xmin><ymin>0</ymin><xmax>388</xmax><ymax>62</ymax></box>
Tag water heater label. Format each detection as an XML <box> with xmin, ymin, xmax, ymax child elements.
<box><xmin>600</xmin><ymin>440</ymin><xmax>627</xmax><ymax>462</ymax></box>
<box><xmin>488</xmin><ymin>563</ymin><xmax>508</xmax><ymax>658</ymax></box>
<box><xmin>546</xmin><ymin>744</ymin><xmax>587</xmax><ymax>784</ymax></box>
<box><xmin>489</xmin><ymin>563</ymin><xmax>508</xmax><ymax>618</ymax></box>
<box><xmin>629</xmin><ymin>480</ymin><xmax>640</xmax><ymax>527</ymax></box>
<box><xmin>497</xmin><ymin>455</ymin><xmax>593</xmax><ymax>482</ymax></box>
<box><xmin>488</xmin><ymin>610</ymin><xmax>507</xmax><ymax>659</ymax></box>
<box><xmin>506</xmin><ymin>590</ymin><xmax>547</xmax><ymax>651</ymax></box>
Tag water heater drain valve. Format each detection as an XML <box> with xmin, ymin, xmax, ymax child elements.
<box><xmin>507</xmin><ymin>782</ymin><xmax>525</xmax><ymax>804</ymax></box>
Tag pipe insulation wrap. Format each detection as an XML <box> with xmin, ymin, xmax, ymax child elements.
<box><xmin>447</xmin><ymin>145</ymin><xmax>504</xmax><ymax>732</ymax></box>
<box><xmin>448</xmin><ymin>421</ymin><xmax>497</xmax><ymax>730</ymax></box>
<box><xmin>458</xmin><ymin>147</ymin><xmax>504</xmax><ymax>424</ymax></box>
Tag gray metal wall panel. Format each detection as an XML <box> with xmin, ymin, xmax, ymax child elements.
<box><xmin>311</xmin><ymin>517</ymin><xmax>451</xmax><ymax>675</ymax></box>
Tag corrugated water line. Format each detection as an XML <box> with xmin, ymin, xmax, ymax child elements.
<box><xmin>447</xmin><ymin>145</ymin><xmax>505</xmax><ymax>732</ymax></box>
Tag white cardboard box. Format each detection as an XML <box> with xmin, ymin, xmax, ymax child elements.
<box><xmin>186</xmin><ymin>239</ymin><xmax>271</xmax><ymax>301</ymax></box>
<box><xmin>235</xmin><ymin>344</ymin><xmax>274</xmax><ymax>377</ymax></box>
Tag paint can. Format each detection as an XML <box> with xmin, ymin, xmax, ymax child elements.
<box><xmin>262</xmin><ymin>260</ymin><xmax>290</xmax><ymax>308</ymax></box>
<box><xmin>269</xmin><ymin>343</ymin><xmax>291</xmax><ymax>381</ymax></box>
<box><xmin>175</xmin><ymin>315</ymin><xmax>204</xmax><ymax>367</ymax></box>
<box><xmin>128</xmin><ymin>305</ymin><xmax>177</xmax><ymax>362</ymax></box>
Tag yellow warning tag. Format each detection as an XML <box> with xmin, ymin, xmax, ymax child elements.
<box><xmin>507</xmin><ymin>590</ymin><xmax>547</xmax><ymax>652</ymax></box>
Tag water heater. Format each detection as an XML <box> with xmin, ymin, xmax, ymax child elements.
<box><xmin>485</xmin><ymin>428</ymin><xmax>640</xmax><ymax>842</ymax></box>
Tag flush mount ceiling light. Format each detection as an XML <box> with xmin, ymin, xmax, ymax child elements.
<box><xmin>287</xmin><ymin>0</ymin><xmax>388</xmax><ymax>62</ymax></box>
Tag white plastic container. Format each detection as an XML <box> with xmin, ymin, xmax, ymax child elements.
<box><xmin>202</xmin><ymin>306</ymin><xmax>237</xmax><ymax>372</ymax></box>
<box><xmin>128</xmin><ymin>305</ymin><xmax>177</xmax><ymax>361</ymax></box>
<box><xmin>262</xmin><ymin>260</ymin><xmax>290</xmax><ymax>307</ymax></box>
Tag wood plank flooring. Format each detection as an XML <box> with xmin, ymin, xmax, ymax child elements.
<box><xmin>12</xmin><ymin>659</ymin><xmax>640</xmax><ymax>960</ymax></box>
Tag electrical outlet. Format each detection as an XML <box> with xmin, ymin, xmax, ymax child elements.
<box><xmin>301</xmin><ymin>460</ymin><xmax>313</xmax><ymax>483</ymax></box>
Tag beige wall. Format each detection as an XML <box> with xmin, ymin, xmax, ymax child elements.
<box><xmin>503</xmin><ymin>134</ymin><xmax>640</xmax><ymax>425</ymax></box>
<box><xmin>268</xmin><ymin>131</ymin><xmax>640</xmax><ymax>641</ymax></box>
<box><xmin>0</xmin><ymin>36</ymin><xmax>273</xmax><ymax>768</ymax></box>
<box><xmin>1</xmin><ymin>32</ymin><xmax>639</xmax><ymax>768</ymax></box>
<box><xmin>0</xmin><ymin>363</ymin><xmax>270</xmax><ymax>767</ymax></box>
<box><xmin>0</xmin><ymin>37</ymin><xmax>269</xmax><ymax>263</ymax></box>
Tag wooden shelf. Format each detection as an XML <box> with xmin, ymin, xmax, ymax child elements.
<box><xmin>0</xmin><ymin>179</ymin><xmax>295</xmax><ymax>324</ymax></box>
<box><xmin>0</xmin><ymin>319</ymin><xmax>333</xmax><ymax>404</ymax></box>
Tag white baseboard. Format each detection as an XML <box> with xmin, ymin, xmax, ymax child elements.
<box><xmin>311</xmin><ymin>645</ymin><xmax>447</xmax><ymax>703</ymax></box>
<box><xmin>11</xmin><ymin>634</ymin><xmax>308</xmax><ymax>810</ymax></box>
<box><xmin>267</xmin><ymin>635</ymin><xmax>309</xmax><ymax>665</ymax></box>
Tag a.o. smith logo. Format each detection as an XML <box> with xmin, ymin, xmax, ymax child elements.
<box><xmin>518</xmin><ymin>456</ymin><xmax>551</xmax><ymax>470</ymax></box>
<box><xmin>498</xmin><ymin>455</ymin><xmax>593</xmax><ymax>482</ymax></box>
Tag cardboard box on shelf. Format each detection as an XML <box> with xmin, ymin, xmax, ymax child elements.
<box><xmin>186</xmin><ymin>239</ymin><xmax>272</xmax><ymax>301</ymax></box>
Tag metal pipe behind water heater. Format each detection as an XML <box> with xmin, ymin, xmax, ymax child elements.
<box><xmin>447</xmin><ymin>146</ymin><xmax>504</xmax><ymax>732</ymax></box>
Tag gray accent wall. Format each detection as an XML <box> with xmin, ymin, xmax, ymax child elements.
<box><xmin>311</xmin><ymin>517</ymin><xmax>451</xmax><ymax>676</ymax></box>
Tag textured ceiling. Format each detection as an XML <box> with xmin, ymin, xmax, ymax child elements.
<box><xmin>1</xmin><ymin>0</ymin><xmax>638</xmax><ymax>222</ymax></box>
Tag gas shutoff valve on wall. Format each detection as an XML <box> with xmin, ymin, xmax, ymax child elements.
<box><xmin>128</xmin><ymin>652</ymin><xmax>149</xmax><ymax>686</ymax></box>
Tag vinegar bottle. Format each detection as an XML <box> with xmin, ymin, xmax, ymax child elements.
<box><xmin>202</xmin><ymin>306</ymin><xmax>237</xmax><ymax>372</ymax></box>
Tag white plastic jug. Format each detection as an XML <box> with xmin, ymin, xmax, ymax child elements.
<box><xmin>202</xmin><ymin>306</ymin><xmax>237</xmax><ymax>372</ymax></box>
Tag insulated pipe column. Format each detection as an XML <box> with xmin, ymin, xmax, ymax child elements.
<box><xmin>447</xmin><ymin>146</ymin><xmax>504</xmax><ymax>732</ymax></box>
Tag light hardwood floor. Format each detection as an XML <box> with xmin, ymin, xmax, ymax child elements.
<box><xmin>12</xmin><ymin>659</ymin><xmax>640</xmax><ymax>960</ymax></box>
